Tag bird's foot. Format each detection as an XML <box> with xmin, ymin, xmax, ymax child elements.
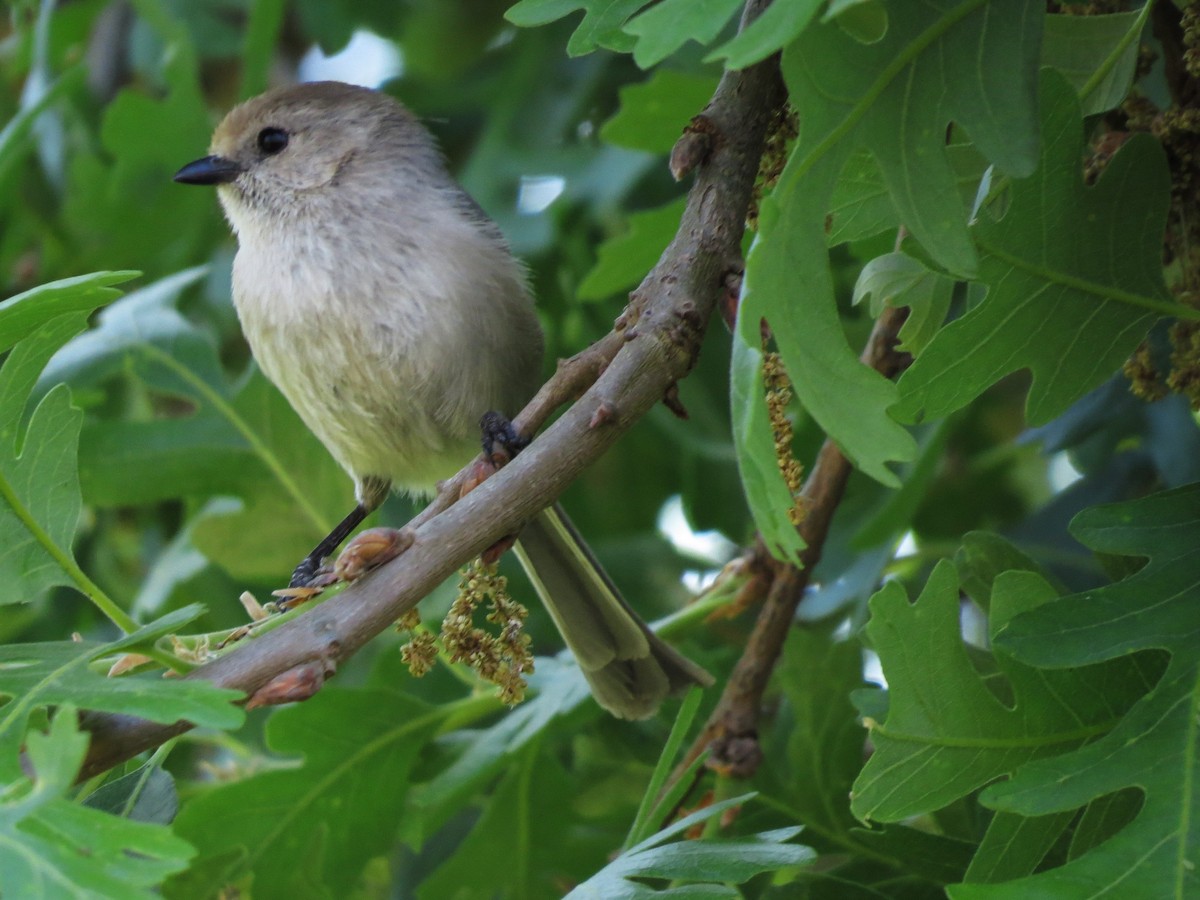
<box><xmin>480</xmin><ymin>411</ymin><xmax>530</xmax><ymax>467</ymax></box>
<box><xmin>289</xmin><ymin>554</ymin><xmax>329</xmax><ymax>590</ymax></box>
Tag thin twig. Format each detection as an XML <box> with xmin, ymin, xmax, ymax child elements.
<box><xmin>664</xmin><ymin>303</ymin><xmax>911</xmax><ymax>800</ymax></box>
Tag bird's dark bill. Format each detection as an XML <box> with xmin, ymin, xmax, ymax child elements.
<box><xmin>174</xmin><ymin>155</ymin><xmax>243</xmax><ymax>185</ymax></box>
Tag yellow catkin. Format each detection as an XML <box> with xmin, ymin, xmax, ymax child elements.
<box><xmin>747</xmin><ymin>105</ymin><xmax>798</xmax><ymax>232</ymax></box>
<box><xmin>761</xmin><ymin>347</ymin><xmax>806</xmax><ymax>527</ymax></box>
<box><xmin>1168</xmin><ymin>320</ymin><xmax>1200</xmax><ymax>410</ymax></box>
<box><xmin>1124</xmin><ymin>340</ymin><xmax>1169</xmax><ymax>403</ymax></box>
<box><xmin>440</xmin><ymin>558</ymin><xmax>534</xmax><ymax>705</ymax></box>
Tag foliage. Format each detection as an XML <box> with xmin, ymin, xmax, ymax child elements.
<box><xmin>1</xmin><ymin>0</ymin><xmax>1198</xmax><ymax>897</ymax></box>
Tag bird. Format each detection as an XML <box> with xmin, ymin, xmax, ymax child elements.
<box><xmin>174</xmin><ymin>81</ymin><xmax>711</xmax><ymax>718</ymax></box>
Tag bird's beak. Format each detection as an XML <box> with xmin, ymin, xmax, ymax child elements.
<box><xmin>173</xmin><ymin>155</ymin><xmax>243</xmax><ymax>186</ymax></box>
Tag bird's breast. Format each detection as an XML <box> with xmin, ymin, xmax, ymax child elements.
<box><xmin>229</xmin><ymin>216</ymin><xmax>542</xmax><ymax>493</ymax></box>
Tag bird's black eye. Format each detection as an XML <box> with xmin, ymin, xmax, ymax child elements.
<box><xmin>257</xmin><ymin>127</ymin><xmax>289</xmax><ymax>156</ymax></box>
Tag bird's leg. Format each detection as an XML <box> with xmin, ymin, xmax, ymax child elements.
<box><xmin>290</xmin><ymin>503</ymin><xmax>370</xmax><ymax>588</ymax></box>
<box><xmin>475</xmin><ymin>411</ymin><xmax>532</xmax><ymax>564</ymax></box>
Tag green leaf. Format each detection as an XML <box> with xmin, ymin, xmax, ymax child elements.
<box><xmin>738</xmin><ymin>0</ymin><xmax>1039</xmax><ymax>509</ymax></box>
<box><xmin>824</xmin><ymin>149</ymin><xmax>898</xmax><ymax>245</ymax></box>
<box><xmin>625</xmin><ymin>685</ymin><xmax>705</xmax><ymax>848</ymax></box>
<box><xmin>850</xmin><ymin>824</ymin><xmax>975</xmax><ymax>883</ymax></box>
<box><xmin>705</xmin><ymin>0</ymin><xmax>822</xmax><ymax>69</ymax></box>
<box><xmin>418</xmin><ymin>747</ymin><xmax>608</xmax><ymax>899</ymax></box>
<box><xmin>0</xmin><ymin>613</ymin><xmax>243</xmax><ymax>781</ymax></box>
<box><xmin>600</xmin><ymin>71</ymin><xmax>720</xmax><ymax>154</ymax></box>
<box><xmin>852</xmin><ymin>252</ymin><xmax>954</xmax><ymax>356</ymax></box>
<box><xmin>62</xmin><ymin>9</ymin><xmax>214</xmax><ymax>278</ymax></box>
<box><xmin>895</xmin><ymin>72</ymin><xmax>1173</xmax><ymax>426</ymax></box>
<box><xmin>768</xmin><ymin>629</ymin><xmax>866</xmax><ymax>838</ymax></box>
<box><xmin>413</xmin><ymin>655</ymin><xmax>590</xmax><ymax>829</ymax></box>
<box><xmin>0</xmin><ymin>271</ymin><xmax>136</xmax><ymax>354</ymax></box>
<box><xmin>0</xmin><ymin>283</ymin><xmax>130</xmax><ymax>613</ymax></box>
<box><xmin>962</xmin><ymin>809</ymin><xmax>1074</xmax><ymax>884</ymax></box>
<box><xmin>826</xmin><ymin>144</ymin><xmax>987</xmax><ymax>247</ymax></box>
<box><xmin>953</xmin><ymin>531</ymin><xmax>1059</xmax><ymax>610</ymax></box>
<box><xmin>851</xmin><ymin>561</ymin><xmax>1155</xmax><ymax>822</ymax></box>
<box><xmin>566</xmin><ymin>794</ymin><xmax>813</xmax><ymax>898</ymax></box>
<box><xmin>734</xmin><ymin>0</ymin><xmax>1036</xmax><ymax>501</ymax></box>
<box><xmin>42</xmin><ymin>269</ymin><xmax>347</xmax><ymax>578</ymax></box>
<box><xmin>1043</xmin><ymin>10</ymin><xmax>1147</xmax><ymax>116</ymax></box>
<box><xmin>79</xmin><ymin>417</ymin><xmax>253</xmax><ymax>506</ymax></box>
<box><xmin>579</xmin><ymin>198</ymin><xmax>688</xmax><ymax>300</ymax></box>
<box><xmin>952</xmin><ymin>484</ymin><xmax>1200</xmax><ymax>898</ymax></box>
<box><xmin>84</xmin><ymin>764</ymin><xmax>180</xmax><ymax>825</ymax></box>
<box><xmin>22</xmin><ymin>704</ymin><xmax>89</xmax><ymax>796</ymax></box>
<box><xmin>744</xmin><ymin>0</ymin><xmax>1043</xmax><ymax>505</ymax></box>
<box><xmin>171</xmin><ymin>688</ymin><xmax>440</xmax><ymax>900</ymax></box>
<box><xmin>826</xmin><ymin>0</ymin><xmax>888</xmax><ymax>44</ymax></box>
<box><xmin>504</xmin><ymin>0</ymin><xmax>653</xmax><ymax>56</ymax></box>
<box><xmin>0</xmin><ymin>708</ymin><xmax>194</xmax><ymax>899</ymax></box>
<box><xmin>186</xmin><ymin>370</ymin><xmax>351</xmax><ymax>580</ymax></box>
<box><xmin>0</xmin><ymin>384</ymin><xmax>87</xmax><ymax>604</ymax></box>
<box><xmin>782</xmin><ymin>0</ymin><xmax>1042</xmax><ymax>277</ymax></box>
<box><xmin>623</xmin><ymin>0</ymin><xmax>742</xmax><ymax>68</ymax></box>
<box><xmin>830</xmin><ymin>0</ymin><xmax>888</xmax><ymax>46</ymax></box>
<box><xmin>39</xmin><ymin>267</ymin><xmax>219</xmax><ymax>403</ymax></box>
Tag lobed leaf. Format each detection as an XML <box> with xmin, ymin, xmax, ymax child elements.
<box><xmin>0</xmin><ymin>385</ymin><xmax>86</xmax><ymax>604</ymax></box>
<box><xmin>851</xmin><ymin>561</ymin><xmax>1157</xmax><ymax>822</ymax></box>
<box><xmin>736</xmin><ymin>0</ymin><xmax>1041</xmax><ymax>530</ymax></box>
<box><xmin>579</xmin><ymin>198</ymin><xmax>688</xmax><ymax>301</ymax></box>
<box><xmin>504</xmin><ymin>0</ymin><xmax>652</xmax><ymax>56</ymax></box>
<box><xmin>171</xmin><ymin>687</ymin><xmax>440</xmax><ymax>900</ymax></box>
<box><xmin>895</xmin><ymin>72</ymin><xmax>1174</xmax><ymax>427</ymax></box>
<box><xmin>951</xmin><ymin>484</ymin><xmax>1200</xmax><ymax>897</ymax></box>
<box><xmin>0</xmin><ymin>709</ymin><xmax>194</xmax><ymax>899</ymax></box>
<box><xmin>705</xmin><ymin>0</ymin><xmax>823</xmax><ymax>69</ymax></box>
<box><xmin>0</xmin><ymin>271</ymin><xmax>136</xmax><ymax>355</ymax></box>
<box><xmin>0</xmin><ymin>613</ymin><xmax>243</xmax><ymax>781</ymax></box>
<box><xmin>566</xmin><ymin>794</ymin><xmax>812</xmax><ymax>898</ymax></box>
<box><xmin>600</xmin><ymin>70</ymin><xmax>720</xmax><ymax>155</ymax></box>
<box><xmin>852</xmin><ymin>252</ymin><xmax>954</xmax><ymax>356</ymax></box>
<box><xmin>623</xmin><ymin>0</ymin><xmax>742</xmax><ymax>68</ymax></box>
<box><xmin>0</xmin><ymin>274</ymin><xmax>134</xmax><ymax>608</ymax></box>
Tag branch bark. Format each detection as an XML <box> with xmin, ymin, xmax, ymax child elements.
<box><xmin>77</xmin><ymin>2</ymin><xmax>786</xmax><ymax>781</ymax></box>
<box><xmin>666</xmin><ymin>303</ymin><xmax>911</xmax><ymax>796</ymax></box>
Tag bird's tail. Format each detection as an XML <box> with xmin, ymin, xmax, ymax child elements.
<box><xmin>514</xmin><ymin>504</ymin><xmax>713</xmax><ymax>719</ymax></box>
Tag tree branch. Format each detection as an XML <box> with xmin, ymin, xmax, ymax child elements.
<box><xmin>76</xmin><ymin>2</ymin><xmax>786</xmax><ymax>781</ymax></box>
<box><xmin>665</xmin><ymin>303</ymin><xmax>911</xmax><ymax>798</ymax></box>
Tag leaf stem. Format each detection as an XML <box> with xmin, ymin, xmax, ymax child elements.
<box><xmin>0</xmin><ymin>473</ymin><xmax>136</xmax><ymax>633</ymax></box>
<box><xmin>1078</xmin><ymin>0</ymin><xmax>1156</xmax><ymax>107</ymax></box>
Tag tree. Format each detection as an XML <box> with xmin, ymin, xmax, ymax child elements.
<box><xmin>1</xmin><ymin>0</ymin><xmax>1197</xmax><ymax>897</ymax></box>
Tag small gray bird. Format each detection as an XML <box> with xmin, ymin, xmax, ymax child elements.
<box><xmin>174</xmin><ymin>81</ymin><xmax>711</xmax><ymax>718</ymax></box>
